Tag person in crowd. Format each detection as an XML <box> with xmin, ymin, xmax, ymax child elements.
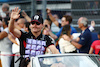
<box><xmin>1</xmin><ymin>3</ymin><xmax>10</xmax><ymax>18</ymax></box>
<box><xmin>62</xmin><ymin>17</ymin><xmax>92</xmax><ymax>53</ymax></box>
<box><xmin>43</xmin><ymin>18</ymin><xmax>57</xmax><ymax>39</ymax></box>
<box><xmin>59</xmin><ymin>24</ymin><xmax>77</xmax><ymax>53</ymax></box>
<box><xmin>46</xmin><ymin>8</ymin><xmax>77</xmax><ymax>39</ymax></box>
<box><xmin>23</xmin><ymin>22</ymin><xmax>30</xmax><ymax>33</ymax></box>
<box><xmin>51</xmin><ymin>14</ymin><xmax>61</xmax><ymax>33</ymax></box>
<box><xmin>10</xmin><ymin>18</ymin><xmax>27</xmax><ymax>67</ymax></box>
<box><xmin>43</xmin><ymin>18</ymin><xmax>56</xmax><ymax>54</ymax></box>
<box><xmin>9</xmin><ymin>7</ymin><xmax>59</xmax><ymax>67</ymax></box>
<box><xmin>8</xmin><ymin>21</ymin><xmax>30</xmax><ymax>67</ymax></box>
<box><xmin>89</xmin><ymin>30</ymin><xmax>100</xmax><ymax>55</ymax></box>
<box><xmin>0</xmin><ymin>17</ymin><xmax>13</xmax><ymax>67</ymax></box>
<box><xmin>53</xmin><ymin>14</ymin><xmax>61</xmax><ymax>23</ymax></box>
<box><xmin>0</xmin><ymin>3</ymin><xmax>10</xmax><ymax>32</ymax></box>
<box><xmin>72</xmin><ymin>20</ymin><xmax>95</xmax><ymax>40</ymax></box>
<box><xmin>43</xmin><ymin>18</ymin><xmax>52</xmax><ymax>29</ymax></box>
<box><xmin>16</xmin><ymin>18</ymin><xmax>26</xmax><ymax>31</ymax></box>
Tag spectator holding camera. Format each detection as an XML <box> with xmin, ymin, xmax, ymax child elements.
<box><xmin>43</xmin><ymin>18</ymin><xmax>58</xmax><ymax>39</ymax></box>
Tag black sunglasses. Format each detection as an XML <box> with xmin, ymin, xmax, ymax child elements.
<box><xmin>31</xmin><ymin>21</ymin><xmax>41</xmax><ymax>25</ymax></box>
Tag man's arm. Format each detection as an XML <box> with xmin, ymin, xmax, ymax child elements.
<box><xmin>8</xmin><ymin>34</ymin><xmax>19</xmax><ymax>45</ymax></box>
<box><xmin>48</xmin><ymin>45</ymin><xmax>60</xmax><ymax>54</ymax></box>
<box><xmin>89</xmin><ymin>47</ymin><xmax>94</xmax><ymax>54</ymax></box>
<box><xmin>89</xmin><ymin>20</ymin><xmax>95</xmax><ymax>32</ymax></box>
<box><xmin>0</xmin><ymin>27</ymin><xmax>10</xmax><ymax>40</ymax></box>
<box><xmin>9</xmin><ymin>7</ymin><xmax>21</xmax><ymax>38</ymax></box>
<box><xmin>21</xmin><ymin>10</ymin><xmax>31</xmax><ymax>22</ymax></box>
<box><xmin>62</xmin><ymin>35</ymin><xmax>82</xmax><ymax>49</ymax></box>
<box><xmin>46</xmin><ymin>8</ymin><xmax>59</xmax><ymax>27</ymax></box>
<box><xmin>0</xmin><ymin>31</ymin><xmax>8</xmax><ymax>40</ymax></box>
<box><xmin>49</xmin><ymin>31</ymin><xmax>58</xmax><ymax>39</ymax></box>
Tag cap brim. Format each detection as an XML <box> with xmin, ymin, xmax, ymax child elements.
<box><xmin>30</xmin><ymin>20</ymin><xmax>41</xmax><ymax>23</ymax></box>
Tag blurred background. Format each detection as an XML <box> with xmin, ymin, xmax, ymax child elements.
<box><xmin>0</xmin><ymin>0</ymin><xmax>100</xmax><ymax>33</ymax></box>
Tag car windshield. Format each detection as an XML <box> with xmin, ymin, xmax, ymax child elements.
<box><xmin>36</xmin><ymin>54</ymin><xmax>100</xmax><ymax>67</ymax></box>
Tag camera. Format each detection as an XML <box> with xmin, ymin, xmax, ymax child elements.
<box><xmin>45</xmin><ymin>25</ymin><xmax>48</xmax><ymax>28</ymax></box>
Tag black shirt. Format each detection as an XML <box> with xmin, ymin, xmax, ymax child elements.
<box><xmin>19</xmin><ymin>31</ymin><xmax>54</xmax><ymax>58</ymax></box>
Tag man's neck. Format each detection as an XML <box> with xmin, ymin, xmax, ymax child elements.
<box><xmin>31</xmin><ymin>31</ymin><xmax>41</xmax><ymax>38</ymax></box>
<box><xmin>81</xmin><ymin>27</ymin><xmax>87</xmax><ymax>31</ymax></box>
<box><xmin>3</xmin><ymin>26</ymin><xmax>7</xmax><ymax>29</ymax></box>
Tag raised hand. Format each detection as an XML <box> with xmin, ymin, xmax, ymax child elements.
<box><xmin>91</xmin><ymin>20</ymin><xmax>95</xmax><ymax>27</ymax></box>
<box><xmin>62</xmin><ymin>34</ymin><xmax>71</xmax><ymax>41</ymax></box>
<box><xmin>21</xmin><ymin>10</ymin><xmax>27</xmax><ymax>17</ymax></box>
<box><xmin>11</xmin><ymin>7</ymin><xmax>21</xmax><ymax>20</ymax></box>
<box><xmin>46</xmin><ymin>8</ymin><xmax>51</xmax><ymax>14</ymax></box>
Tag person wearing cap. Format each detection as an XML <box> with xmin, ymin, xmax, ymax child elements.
<box><xmin>62</xmin><ymin>17</ymin><xmax>92</xmax><ymax>54</ymax></box>
<box><xmin>89</xmin><ymin>30</ymin><xmax>100</xmax><ymax>55</ymax></box>
<box><xmin>9</xmin><ymin>7</ymin><xmax>59</xmax><ymax>67</ymax></box>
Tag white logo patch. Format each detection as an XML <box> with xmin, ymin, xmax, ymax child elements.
<box><xmin>81</xmin><ymin>37</ymin><xmax>84</xmax><ymax>40</ymax></box>
<box><xmin>34</xmin><ymin>15</ymin><xmax>39</xmax><ymax>20</ymax></box>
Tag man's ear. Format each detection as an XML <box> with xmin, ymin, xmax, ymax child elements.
<box><xmin>98</xmin><ymin>35</ymin><xmax>100</xmax><ymax>39</ymax></box>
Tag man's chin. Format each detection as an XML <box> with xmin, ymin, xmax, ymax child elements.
<box><xmin>33</xmin><ymin>30</ymin><xmax>40</xmax><ymax>33</ymax></box>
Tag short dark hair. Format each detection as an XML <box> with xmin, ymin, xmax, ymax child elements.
<box><xmin>2</xmin><ymin>17</ymin><xmax>10</xmax><ymax>26</ymax></box>
<box><xmin>63</xmin><ymin>15</ymin><xmax>72</xmax><ymax>24</ymax></box>
<box><xmin>24</xmin><ymin>22</ymin><xmax>30</xmax><ymax>31</ymax></box>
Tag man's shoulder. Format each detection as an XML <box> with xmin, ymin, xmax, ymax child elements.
<box><xmin>44</xmin><ymin>35</ymin><xmax>54</xmax><ymax>42</ymax></box>
<box><xmin>44</xmin><ymin>35</ymin><xmax>53</xmax><ymax>40</ymax></box>
<box><xmin>20</xmin><ymin>30</ymin><xmax>31</xmax><ymax>39</ymax></box>
<box><xmin>70</xmin><ymin>26</ymin><xmax>77</xmax><ymax>33</ymax></box>
<box><xmin>84</xmin><ymin>28</ymin><xmax>91</xmax><ymax>34</ymax></box>
<box><xmin>70</xmin><ymin>26</ymin><xmax>76</xmax><ymax>30</ymax></box>
<box><xmin>82</xmin><ymin>28</ymin><xmax>92</xmax><ymax>38</ymax></box>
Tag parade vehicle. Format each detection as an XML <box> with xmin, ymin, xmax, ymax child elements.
<box><xmin>31</xmin><ymin>54</ymin><xmax>100</xmax><ymax>67</ymax></box>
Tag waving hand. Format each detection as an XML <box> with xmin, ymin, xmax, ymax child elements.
<box><xmin>11</xmin><ymin>7</ymin><xmax>21</xmax><ymax>20</ymax></box>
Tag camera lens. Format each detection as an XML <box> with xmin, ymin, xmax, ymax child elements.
<box><xmin>45</xmin><ymin>25</ymin><xmax>48</xmax><ymax>27</ymax></box>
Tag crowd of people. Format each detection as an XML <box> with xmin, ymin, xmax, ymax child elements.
<box><xmin>0</xmin><ymin>3</ymin><xmax>100</xmax><ymax>67</ymax></box>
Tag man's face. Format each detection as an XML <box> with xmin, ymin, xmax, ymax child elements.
<box><xmin>61</xmin><ymin>17</ymin><xmax>69</xmax><ymax>27</ymax></box>
<box><xmin>17</xmin><ymin>22</ymin><xmax>24</xmax><ymax>28</ymax></box>
<box><xmin>2</xmin><ymin>8</ymin><xmax>7</xmax><ymax>13</ymax></box>
<box><xmin>30</xmin><ymin>22</ymin><xmax>43</xmax><ymax>33</ymax></box>
<box><xmin>17</xmin><ymin>19</ymin><xmax>25</xmax><ymax>28</ymax></box>
<box><xmin>77</xmin><ymin>18</ymin><xmax>83</xmax><ymax>29</ymax></box>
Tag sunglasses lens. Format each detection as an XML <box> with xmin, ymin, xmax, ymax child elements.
<box><xmin>31</xmin><ymin>21</ymin><xmax>41</xmax><ymax>25</ymax></box>
<box><xmin>31</xmin><ymin>22</ymin><xmax>35</xmax><ymax>25</ymax></box>
<box><xmin>36</xmin><ymin>22</ymin><xmax>41</xmax><ymax>25</ymax></box>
